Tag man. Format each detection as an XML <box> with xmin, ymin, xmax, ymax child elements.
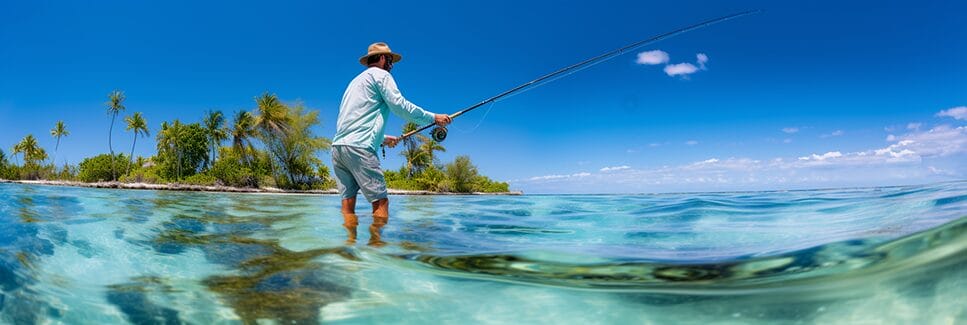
<box><xmin>332</xmin><ymin>42</ymin><xmax>451</xmax><ymax>246</ymax></box>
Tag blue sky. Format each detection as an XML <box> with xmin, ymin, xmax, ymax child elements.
<box><xmin>1</xmin><ymin>0</ymin><xmax>965</xmax><ymax>193</ymax></box>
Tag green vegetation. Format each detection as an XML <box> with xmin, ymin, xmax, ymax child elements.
<box><xmin>0</xmin><ymin>149</ymin><xmax>13</xmax><ymax>179</ymax></box>
<box><xmin>124</xmin><ymin>112</ymin><xmax>149</xmax><ymax>175</ymax></box>
<box><xmin>156</xmin><ymin>121</ymin><xmax>208</xmax><ymax>181</ymax></box>
<box><xmin>203</xmin><ymin>110</ymin><xmax>228</xmax><ymax>169</ymax></box>
<box><xmin>79</xmin><ymin>153</ymin><xmax>132</xmax><ymax>182</ymax></box>
<box><xmin>50</xmin><ymin>120</ymin><xmax>69</xmax><ymax>166</ymax></box>
<box><xmin>261</xmin><ymin>102</ymin><xmax>331</xmax><ymax>189</ymax></box>
<box><xmin>386</xmin><ymin>124</ymin><xmax>509</xmax><ymax>193</ymax></box>
<box><xmin>206</xmin><ymin>147</ymin><xmax>271</xmax><ymax>188</ymax></box>
<box><xmin>12</xmin><ymin>135</ymin><xmax>49</xmax><ymax>180</ymax></box>
<box><xmin>1</xmin><ymin>90</ymin><xmax>512</xmax><ymax>193</ymax></box>
<box><xmin>106</xmin><ymin>90</ymin><xmax>126</xmax><ymax>180</ymax></box>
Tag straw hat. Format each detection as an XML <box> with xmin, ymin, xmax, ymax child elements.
<box><xmin>359</xmin><ymin>42</ymin><xmax>402</xmax><ymax>66</ymax></box>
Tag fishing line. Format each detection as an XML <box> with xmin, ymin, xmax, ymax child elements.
<box><xmin>449</xmin><ymin>101</ymin><xmax>498</xmax><ymax>134</ymax></box>
<box><xmin>398</xmin><ymin>10</ymin><xmax>760</xmax><ymax>142</ymax></box>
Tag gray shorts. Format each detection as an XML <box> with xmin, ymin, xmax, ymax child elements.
<box><xmin>332</xmin><ymin>145</ymin><xmax>388</xmax><ymax>202</ymax></box>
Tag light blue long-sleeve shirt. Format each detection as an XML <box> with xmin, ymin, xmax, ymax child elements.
<box><xmin>333</xmin><ymin>67</ymin><xmax>436</xmax><ymax>155</ymax></box>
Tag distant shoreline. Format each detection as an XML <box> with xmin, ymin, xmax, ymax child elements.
<box><xmin>0</xmin><ymin>179</ymin><xmax>523</xmax><ymax>196</ymax></box>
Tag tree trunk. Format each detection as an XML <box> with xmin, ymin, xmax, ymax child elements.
<box><xmin>52</xmin><ymin>137</ymin><xmax>61</xmax><ymax>168</ymax></box>
<box><xmin>210</xmin><ymin>141</ymin><xmax>216</xmax><ymax>170</ymax></box>
<box><xmin>109</xmin><ymin>114</ymin><xmax>116</xmax><ymax>181</ymax></box>
<box><xmin>129</xmin><ymin>136</ymin><xmax>137</xmax><ymax>176</ymax></box>
<box><xmin>177</xmin><ymin>144</ymin><xmax>182</xmax><ymax>180</ymax></box>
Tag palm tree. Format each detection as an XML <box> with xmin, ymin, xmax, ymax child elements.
<box><xmin>231</xmin><ymin>111</ymin><xmax>258</xmax><ymax>163</ymax></box>
<box><xmin>254</xmin><ymin>92</ymin><xmax>288</xmax><ymax>135</ymax></box>
<box><xmin>11</xmin><ymin>142</ymin><xmax>23</xmax><ymax>166</ymax></box>
<box><xmin>15</xmin><ymin>135</ymin><xmax>47</xmax><ymax>166</ymax></box>
<box><xmin>106</xmin><ymin>90</ymin><xmax>126</xmax><ymax>180</ymax></box>
<box><xmin>421</xmin><ymin>138</ymin><xmax>446</xmax><ymax>168</ymax></box>
<box><xmin>49</xmin><ymin>120</ymin><xmax>69</xmax><ymax>166</ymax></box>
<box><xmin>203</xmin><ymin>110</ymin><xmax>228</xmax><ymax>168</ymax></box>
<box><xmin>400</xmin><ymin>122</ymin><xmax>430</xmax><ymax>177</ymax></box>
<box><xmin>124</xmin><ymin>112</ymin><xmax>149</xmax><ymax>175</ymax></box>
<box><xmin>158</xmin><ymin>120</ymin><xmax>183</xmax><ymax>179</ymax></box>
<box><xmin>0</xmin><ymin>149</ymin><xmax>8</xmax><ymax>178</ymax></box>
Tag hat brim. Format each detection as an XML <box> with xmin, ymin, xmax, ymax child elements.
<box><xmin>359</xmin><ymin>52</ymin><xmax>402</xmax><ymax>66</ymax></box>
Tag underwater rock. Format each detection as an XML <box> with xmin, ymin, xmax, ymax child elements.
<box><xmin>106</xmin><ymin>278</ymin><xmax>184</xmax><ymax>325</ymax></box>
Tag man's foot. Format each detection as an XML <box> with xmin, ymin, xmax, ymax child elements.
<box><xmin>367</xmin><ymin>238</ymin><xmax>387</xmax><ymax>247</ymax></box>
<box><xmin>368</xmin><ymin>215</ymin><xmax>388</xmax><ymax>247</ymax></box>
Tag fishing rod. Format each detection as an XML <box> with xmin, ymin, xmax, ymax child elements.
<box><xmin>399</xmin><ymin>10</ymin><xmax>759</xmax><ymax>143</ymax></box>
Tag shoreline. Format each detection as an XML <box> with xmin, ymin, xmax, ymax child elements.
<box><xmin>0</xmin><ymin>179</ymin><xmax>523</xmax><ymax>196</ymax></box>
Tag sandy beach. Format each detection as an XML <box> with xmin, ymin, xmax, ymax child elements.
<box><xmin>0</xmin><ymin>179</ymin><xmax>522</xmax><ymax>196</ymax></box>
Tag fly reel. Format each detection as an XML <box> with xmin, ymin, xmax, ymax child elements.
<box><xmin>430</xmin><ymin>127</ymin><xmax>448</xmax><ymax>142</ymax></box>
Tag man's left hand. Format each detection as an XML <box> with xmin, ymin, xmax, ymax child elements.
<box><xmin>383</xmin><ymin>135</ymin><xmax>400</xmax><ymax>148</ymax></box>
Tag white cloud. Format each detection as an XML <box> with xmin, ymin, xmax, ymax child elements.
<box><xmin>664</xmin><ymin>63</ymin><xmax>699</xmax><ymax>77</ymax></box>
<box><xmin>887</xmin><ymin>125</ymin><xmax>967</xmax><ymax>157</ymax></box>
<box><xmin>648</xmin><ymin>143</ymin><xmax>662</xmax><ymax>148</ymax></box>
<box><xmin>685</xmin><ymin>140</ymin><xmax>699</xmax><ymax>146</ymax></box>
<box><xmin>516</xmin><ymin>118</ymin><xmax>967</xmax><ymax>193</ymax></box>
<box><xmin>641</xmin><ymin>51</ymin><xmax>709</xmax><ymax>78</ymax></box>
<box><xmin>600</xmin><ymin>165</ymin><xmax>631</xmax><ymax>172</ymax></box>
<box><xmin>798</xmin><ymin>151</ymin><xmax>843</xmax><ymax>161</ymax></box>
<box><xmin>928</xmin><ymin>166</ymin><xmax>955</xmax><ymax>176</ymax></box>
<box><xmin>527</xmin><ymin>172</ymin><xmax>591</xmax><ymax>181</ymax></box>
<box><xmin>636</xmin><ymin>50</ymin><xmax>669</xmax><ymax>65</ymax></box>
<box><xmin>782</xmin><ymin>127</ymin><xmax>799</xmax><ymax>134</ymax></box>
<box><xmin>907</xmin><ymin>122</ymin><xmax>922</xmax><ymax>130</ymax></box>
<box><xmin>821</xmin><ymin>130</ymin><xmax>844</xmax><ymax>138</ymax></box>
<box><xmin>937</xmin><ymin>106</ymin><xmax>967</xmax><ymax>120</ymax></box>
<box><xmin>790</xmin><ymin>125</ymin><xmax>965</xmax><ymax>166</ymax></box>
<box><xmin>783</xmin><ymin>138</ymin><xmax>793</xmax><ymax>144</ymax></box>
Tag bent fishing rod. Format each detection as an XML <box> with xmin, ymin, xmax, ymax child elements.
<box><xmin>399</xmin><ymin>10</ymin><xmax>759</xmax><ymax>143</ymax></box>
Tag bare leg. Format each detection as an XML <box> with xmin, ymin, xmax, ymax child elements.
<box><xmin>341</xmin><ymin>197</ymin><xmax>358</xmax><ymax>244</ymax></box>
<box><xmin>368</xmin><ymin>198</ymin><xmax>389</xmax><ymax>247</ymax></box>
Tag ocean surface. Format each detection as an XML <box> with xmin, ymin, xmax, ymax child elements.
<box><xmin>0</xmin><ymin>181</ymin><xmax>964</xmax><ymax>324</ymax></box>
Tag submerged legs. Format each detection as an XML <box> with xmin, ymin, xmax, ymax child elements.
<box><xmin>341</xmin><ymin>198</ymin><xmax>358</xmax><ymax>244</ymax></box>
<box><xmin>369</xmin><ymin>198</ymin><xmax>389</xmax><ymax>247</ymax></box>
<box><xmin>341</xmin><ymin>197</ymin><xmax>388</xmax><ymax>246</ymax></box>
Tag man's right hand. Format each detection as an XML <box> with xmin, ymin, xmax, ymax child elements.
<box><xmin>434</xmin><ymin>114</ymin><xmax>452</xmax><ymax>127</ymax></box>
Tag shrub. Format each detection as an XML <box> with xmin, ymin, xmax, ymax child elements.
<box><xmin>119</xmin><ymin>166</ymin><xmax>163</xmax><ymax>184</ymax></box>
<box><xmin>416</xmin><ymin>165</ymin><xmax>446</xmax><ymax>191</ymax></box>
<box><xmin>387</xmin><ymin>158</ymin><xmax>509</xmax><ymax>193</ymax></box>
<box><xmin>207</xmin><ymin>147</ymin><xmax>270</xmax><ymax>188</ymax></box>
<box><xmin>78</xmin><ymin>154</ymin><xmax>131</xmax><ymax>182</ymax></box>
<box><xmin>181</xmin><ymin>173</ymin><xmax>217</xmax><ymax>186</ymax></box>
<box><xmin>209</xmin><ymin>157</ymin><xmax>257</xmax><ymax>187</ymax></box>
<box><xmin>50</xmin><ymin>164</ymin><xmax>79</xmax><ymax>181</ymax></box>
<box><xmin>473</xmin><ymin>175</ymin><xmax>510</xmax><ymax>193</ymax></box>
<box><xmin>316</xmin><ymin>164</ymin><xmax>337</xmax><ymax>190</ymax></box>
<box><xmin>444</xmin><ymin>156</ymin><xmax>478</xmax><ymax>193</ymax></box>
<box><xmin>14</xmin><ymin>163</ymin><xmax>53</xmax><ymax>180</ymax></box>
<box><xmin>385</xmin><ymin>167</ymin><xmax>427</xmax><ymax>191</ymax></box>
<box><xmin>0</xmin><ymin>164</ymin><xmax>20</xmax><ymax>180</ymax></box>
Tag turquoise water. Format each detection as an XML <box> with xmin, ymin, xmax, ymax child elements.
<box><xmin>0</xmin><ymin>182</ymin><xmax>965</xmax><ymax>324</ymax></box>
